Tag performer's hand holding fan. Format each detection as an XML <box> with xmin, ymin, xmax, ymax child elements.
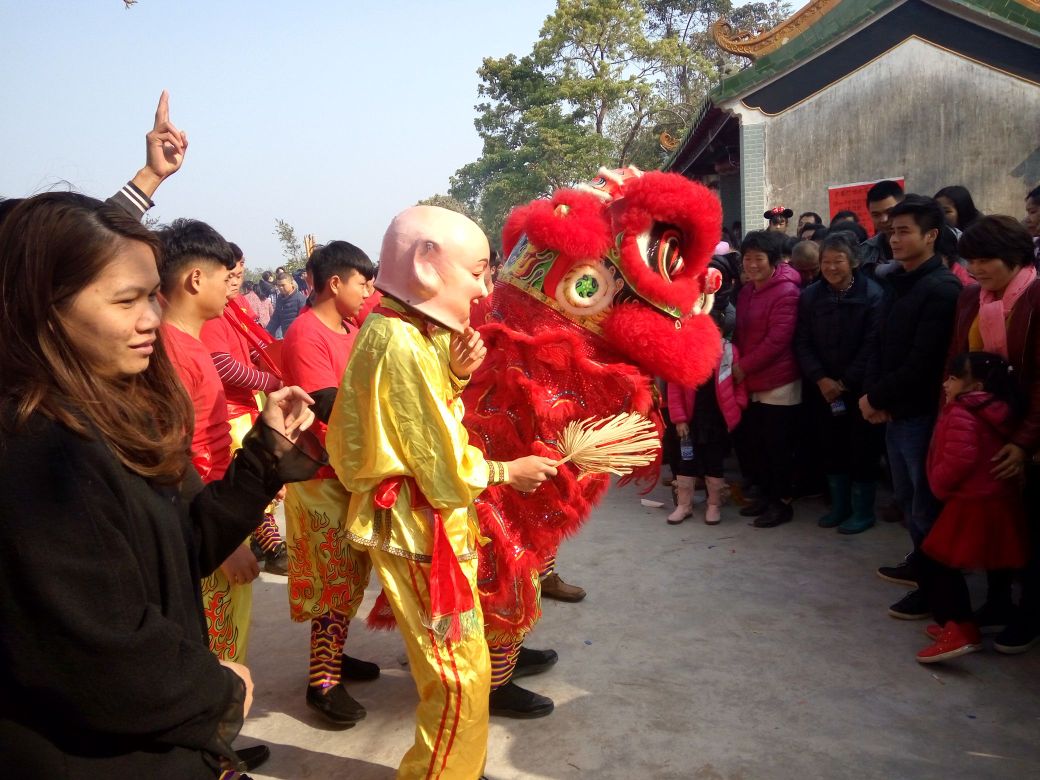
<box><xmin>554</xmin><ymin>413</ymin><xmax>660</xmax><ymax>476</ymax></box>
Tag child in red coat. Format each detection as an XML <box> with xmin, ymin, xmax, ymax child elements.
<box><xmin>916</xmin><ymin>352</ymin><xmax>1028</xmax><ymax>663</ymax></box>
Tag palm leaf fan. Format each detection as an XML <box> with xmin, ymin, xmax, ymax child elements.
<box><xmin>555</xmin><ymin>413</ymin><xmax>660</xmax><ymax>477</ymax></box>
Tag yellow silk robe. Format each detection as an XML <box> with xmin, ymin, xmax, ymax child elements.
<box><xmin>327</xmin><ymin>302</ymin><xmax>490</xmax><ymax>562</ymax></box>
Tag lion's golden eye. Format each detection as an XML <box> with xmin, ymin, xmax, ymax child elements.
<box><xmin>555</xmin><ymin>262</ymin><xmax>614</xmax><ymax>317</ymax></box>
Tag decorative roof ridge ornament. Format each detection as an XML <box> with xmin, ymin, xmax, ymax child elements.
<box><xmin>711</xmin><ymin>0</ymin><xmax>843</xmax><ymax>62</ymax></box>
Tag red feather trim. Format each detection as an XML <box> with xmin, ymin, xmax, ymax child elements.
<box><xmin>603</xmin><ymin>302</ymin><xmax>722</xmax><ymax>390</ymax></box>
<box><xmin>503</xmin><ymin>189</ymin><xmax>611</xmax><ymax>267</ymax></box>
<box><xmin>612</xmin><ymin>172</ymin><xmax>723</xmax><ymax>314</ymax></box>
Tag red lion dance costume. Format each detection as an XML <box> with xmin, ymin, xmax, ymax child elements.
<box><xmin>463</xmin><ymin>167</ymin><xmax>723</xmax><ymax>709</ymax></box>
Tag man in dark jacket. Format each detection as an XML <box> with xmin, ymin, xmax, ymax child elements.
<box><xmin>266</xmin><ymin>271</ymin><xmax>307</xmax><ymax>337</ymax></box>
<box><xmin>858</xmin><ymin>180</ymin><xmax>905</xmax><ymax>277</ymax></box>
<box><xmin>859</xmin><ymin>195</ymin><xmax>962</xmax><ymax>619</ymax></box>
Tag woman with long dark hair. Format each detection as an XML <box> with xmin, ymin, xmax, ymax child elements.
<box><xmin>0</xmin><ymin>192</ymin><xmax>323</xmax><ymax>777</ymax></box>
<box><xmin>934</xmin><ymin>185</ymin><xmax>982</xmax><ymax>231</ymax></box>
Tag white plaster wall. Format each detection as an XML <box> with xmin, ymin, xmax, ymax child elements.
<box><xmin>759</xmin><ymin>36</ymin><xmax>1040</xmax><ymax>224</ymax></box>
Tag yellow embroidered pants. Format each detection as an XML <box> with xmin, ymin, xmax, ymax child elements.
<box><xmin>284</xmin><ymin>478</ymin><xmax>372</xmax><ymax>622</ymax></box>
<box><xmin>367</xmin><ymin>546</ymin><xmax>490</xmax><ymax>780</ymax></box>
<box><xmin>201</xmin><ymin>412</ymin><xmax>260</xmax><ymax>663</ymax></box>
<box><xmin>202</xmin><ymin>553</ymin><xmax>253</xmax><ymax>663</ymax></box>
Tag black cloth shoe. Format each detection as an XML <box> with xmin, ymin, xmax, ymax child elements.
<box><xmin>250</xmin><ymin>537</ymin><xmax>265</xmax><ymax>562</ymax></box>
<box><xmin>994</xmin><ymin>619</ymin><xmax>1040</xmax><ymax>654</ymax></box>
<box><xmin>511</xmin><ymin>646</ymin><xmax>558</xmax><ymax>679</ymax></box>
<box><xmin>234</xmin><ymin>745</ymin><xmax>271</xmax><ymax>772</ymax></box>
<box><xmin>306</xmin><ymin>683</ymin><xmax>365</xmax><ymax>725</ymax></box>
<box><xmin>877</xmin><ymin>554</ymin><xmax>919</xmax><ymax>587</ymax></box>
<box><xmin>489</xmin><ymin>681</ymin><xmax>554</xmax><ymax>719</ymax></box>
<box><xmin>888</xmin><ymin>589</ymin><xmax>931</xmax><ymax>620</ymax></box>
<box><xmin>341</xmin><ymin>654</ymin><xmax>381</xmax><ymax>681</ymax></box>
<box><xmin>263</xmin><ymin>542</ymin><xmax>289</xmax><ymax>576</ymax></box>
<box><xmin>739</xmin><ymin>497</ymin><xmax>769</xmax><ymax>517</ymax></box>
<box><xmin>973</xmin><ymin>601</ymin><xmax>1016</xmax><ymax>634</ymax></box>
<box><xmin>753</xmin><ymin>501</ymin><xmax>793</xmax><ymax>528</ymax></box>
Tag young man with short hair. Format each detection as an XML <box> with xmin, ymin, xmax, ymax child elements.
<box><xmin>859</xmin><ymin>195</ymin><xmax>962</xmax><ymax>619</ymax></box>
<box><xmin>157</xmin><ymin>220</ymin><xmax>265</xmax><ymax>662</ymax></box>
<box><xmin>280</xmin><ymin>241</ymin><xmax>381</xmax><ymax>725</ymax></box>
<box><xmin>858</xmin><ymin>180</ymin><xmax>905</xmax><ymax>275</ymax></box>
<box><xmin>200</xmin><ymin>249</ymin><xmax>288</xmax><ymax>574</ymax></box>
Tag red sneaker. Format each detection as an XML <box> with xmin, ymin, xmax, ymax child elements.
<box><xmin>916</xmin><ymin>622</ymin><xmax>982</xmax><ymax>664</ymax></box>
<box><xmin>924</xmin><ymin>623</ymin><xmax>942</xmax><ymax>640</ymax></box>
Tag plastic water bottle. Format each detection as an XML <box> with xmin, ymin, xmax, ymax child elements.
<box><xmin>680</xmin><ymin>434</ymin><xmax>695</xmax><ymax>461</ymax></box>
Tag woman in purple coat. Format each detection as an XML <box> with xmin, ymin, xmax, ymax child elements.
<box><xmin>733</xmin><ymin>231</ymin><xmax>803</xmax><ymax>527</ymax></box>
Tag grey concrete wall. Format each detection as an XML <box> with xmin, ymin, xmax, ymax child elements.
<box><xmin>740</xmin><ymin>123</ymin><xmax>766</xmax><ymax>234</ymax></box>
<box><xmin>760</xmin><ymin>37</ymin><xmax>1040</xmax><ymax>225</ymax></box>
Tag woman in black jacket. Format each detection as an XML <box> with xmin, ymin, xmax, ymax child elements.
<box><xmin>0</xmin><ymin>193</ymin><xmax>324</xmax><ymax>778</ymax></box>
<box><xmin>794</xmin><ymin>232</ymin><xmax>886</xmax><ymax>534</ymax></box>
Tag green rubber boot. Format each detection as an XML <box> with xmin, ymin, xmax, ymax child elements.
<box><xmin>839</xmin><ymin>481</ymin><xmax>877</xmax><ymax>535</ymax></box>
<box><xmin>818</xmin><ymin>474</ymin><xmax>852</xmax><ymax>528</ymax></box>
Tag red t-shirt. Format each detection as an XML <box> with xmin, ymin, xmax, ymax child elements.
<box><xmin>282</xmin><ymin>307</ymin><xmax>359</xmax><ymax>479</ymax></box>
<box><xmin>282</xmin><ymin>307</ymin><xmax>358</xmax><ymax>392</ymax></box>
<box><xmin>199</xmin><ymin>309</ymin><xmax>257</xmax><ymax>420</ymax></box>
<box><xmin>163</xmin><ymin>323</ymin><xmax>233</xmax><ymax>483</ymax></box>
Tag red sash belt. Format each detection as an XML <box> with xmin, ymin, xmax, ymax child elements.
<box><xmin>374</xmin><ymin>477</ymin><xmax>474</xmax><ymax>642</ymax></box>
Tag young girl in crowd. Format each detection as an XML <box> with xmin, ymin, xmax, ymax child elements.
<box><xmin>916</xmin><ymin>352</ymin><xmax>1028</xmax><ymax>663</ymax></box>
<box><xmin>666</xmin><ymin>247</ymin><xmax>746</xmax><ymax>524</ymax></box>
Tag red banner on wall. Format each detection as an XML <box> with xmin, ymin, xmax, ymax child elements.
<box><xmin>828</xmin><ymin>178</ymin><xmax>905</xmax><ymax>237</ymax></box>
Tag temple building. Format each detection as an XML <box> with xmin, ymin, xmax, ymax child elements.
<box><xmin>665</xmin><ymin>0</ymin><xmax>1040</xmax><ymax>235</ymax></box>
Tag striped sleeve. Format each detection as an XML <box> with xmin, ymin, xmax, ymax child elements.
<box><xmin>210</xmin><ymin>352</ymin><xmax>281</xmax><ymax>393</ymax></box>
<box><xmin>105</xmin><ymin>181</ymin><xmax>153</xmax><ymax>222</ymax></box>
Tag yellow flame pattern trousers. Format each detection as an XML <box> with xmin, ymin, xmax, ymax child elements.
<box><xmin>366</xmin><ymin>545</ymin><xmax>490</xmax><ymax>780</ymax></box>
<box><xmin>202</xmin><ymin>412</ymin><xmax>260</xmax><ymax>663</ymax></box>
<box><xmin>202</xmin><ymin>555</ymin><xmax>253</xmax><ymax>663</ymax></box>
<box><xmin>284</xmin><ymin>477</ymin><xmax>372</xmax><ymax>622</ymax></box>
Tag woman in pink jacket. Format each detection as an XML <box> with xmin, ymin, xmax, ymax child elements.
<box><xmin>733</xmin><ymin>231</ymin><xmax>803</xmax><ymax>528</ymax></box>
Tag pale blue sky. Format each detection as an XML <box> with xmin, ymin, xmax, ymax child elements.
<box><xmin>0</xmin><ymin>0</ymin><xmax>557</xmax><ymax>268</ymax></box>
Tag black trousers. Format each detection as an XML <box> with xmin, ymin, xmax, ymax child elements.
<box><xmin>1017</xmin><ymin>466</ymin><xmax>1040</xmax><ymax>621</ymax></box>
<box><xmin>919</xmin><ymin>553</ymin><xmax>972</xmax><ymax>625</ymax></box>
<box><xmin>813</xmin><ymin>393</ymin><xmax>885</xmax><ymax>482</ymax></box>
<box><xmin>737</xmin><ymin>401</ymin><xmax>797</xmax><ymax>502</ymax></box>
<box><xmin>673</xmin><ymin>440</ymin><xmax>728</xmax><ymax>479</ymax></box>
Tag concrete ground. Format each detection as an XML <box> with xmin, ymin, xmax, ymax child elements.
<box><xmin>243</xmin><ymin>483</ymin><xmax>1040</xmax><ymax>780</ymax></box>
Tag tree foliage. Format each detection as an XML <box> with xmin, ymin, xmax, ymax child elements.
<box><xmin>273</xmin><ymin>218</ymin><xmax>307</xmax><ymax>271</ymax></box>
<box><xmin>417</xmin><ymin>194</ymin><xmax>483</xmax><ymax>225</ymax></box>
<box><xmin>450</xmin><ymin>0</ymin><xmax>789</xmax><ymax>241</ymax></box>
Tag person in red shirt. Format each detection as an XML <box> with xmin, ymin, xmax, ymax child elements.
<box><xmin>157</xmin><ymin>219</ymin><xmax>261</xmax><ymax>668</ymax></box>
<box><xmin>281</xmin><ymin>240</ymin><xmax>380</xmax><ymax>725</ymax></box>
<box><xmin>201</xmin><ymin>247</ymin><xmax>289</xmax><ymax>574</ymax></box>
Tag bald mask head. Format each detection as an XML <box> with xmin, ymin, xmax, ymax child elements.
<box><xmin>376</xmin><ymin>205</ymin><xmax>490</xmax><ymax>332</ymax></box>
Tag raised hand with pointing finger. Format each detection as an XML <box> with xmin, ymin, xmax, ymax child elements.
<box><xmin>130</xmin><ymin>90</ymin><xmax>188</xmax><ymax>199</ymax></box>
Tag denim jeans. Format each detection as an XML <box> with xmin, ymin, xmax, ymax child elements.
<box><xmin>885</xmin><ymin>415</ymin><xmax>941</xmax><ymax>548</ymax></box>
